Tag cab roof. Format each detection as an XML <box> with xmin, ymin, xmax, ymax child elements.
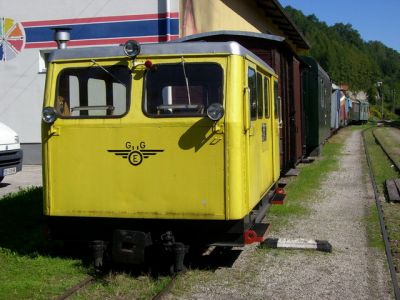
<box><xmin>49</xmin><ymin>41</ymin><xmax>276</xmax><ymax>75</ymax></box>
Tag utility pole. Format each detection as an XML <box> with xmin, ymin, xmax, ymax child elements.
<box><xmin>377</xmin><ymin>82</ymin><xmax>384</xmax><ymax>119</ymax></box>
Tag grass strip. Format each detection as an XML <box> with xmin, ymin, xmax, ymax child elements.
<box><xmin>0</xmin><ymin>187</ymin><xmax>88</xmax><ymax>299</ymax></box>
<box><xmin>363</xmin><ymin>127</ymin><xmax>400</xmax><ymax>269</ymax></box>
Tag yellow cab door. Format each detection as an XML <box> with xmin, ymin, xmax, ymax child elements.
<box><xmin>245</xmin><ymin>63</ymin><xmax>264</xmax><ymax>210</ymax></box>
<box><xmin>43</xmin><ymin>57</ymin><xmax>225</xmax><ymax>220</ymax></box>
<box><xmin>259</xmin><ymin>75</ymin><xmax>274</xmax><ymax>192</ymax></box>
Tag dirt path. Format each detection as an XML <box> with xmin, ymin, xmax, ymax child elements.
<box><xmin>177</xmin><ymin>129</ymin><xmax>393</xmax><ymax>299</ymax></box>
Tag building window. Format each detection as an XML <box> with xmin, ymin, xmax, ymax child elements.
<box><xmin>39</xmin><ymin>50</ymin><xmax>52</xmax><ymax>73</ymax></box>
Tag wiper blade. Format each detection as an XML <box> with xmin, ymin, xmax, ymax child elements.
<box><xmin>90</xmin><ymin>59</ymin><xmax>126</xmax><ymax>86</ymax></box>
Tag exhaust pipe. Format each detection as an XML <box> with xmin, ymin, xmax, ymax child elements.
<box><xmin>52</xmin><ymin>27</ymin><xmax>71</xmax><ymax>49</ymax></box>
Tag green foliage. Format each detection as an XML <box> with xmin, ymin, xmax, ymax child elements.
<box><xmin>285</xmin><ymin>6</ymin><xmax>400</xmax><ymax>113</ymax></box>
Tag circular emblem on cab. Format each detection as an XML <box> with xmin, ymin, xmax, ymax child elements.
<box><xmin>128</xmin><ymin>150</ymin><xmax>143</xmax><ymax>166</ymax></box>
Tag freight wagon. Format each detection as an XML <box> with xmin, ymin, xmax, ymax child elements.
<box><xmin>42</xmin><ymin>40</ymin><xmax>282</xmax><ymax>271</ymax></box>
<box><xmin>301</xmin><ymin>56</ymin><xmax>332</xmax><ymax>156</ymax></box>
<box><xmin>348</xmin><ymin>98</ymin><xmax>369</xmax><ymax>124</ymax></box>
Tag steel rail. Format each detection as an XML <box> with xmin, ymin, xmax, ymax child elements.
<box><xmin>372</xmin><ymin>128</ymin><xmax>400</xmax><ymax>172</ymax></box>
<box><xmin>55</xmin><ymin>276</ymin><xmax>94</xmax><ymax>300</ymax></box>
<box><xmin>362</xmin><ymin>127</ymin><xmax>400</xmax><ymax>300</ymax></box>
<box><xmin>152</xmin><ymin>275</ymin><xmax>178</xmax><ymax>300</ymax></box>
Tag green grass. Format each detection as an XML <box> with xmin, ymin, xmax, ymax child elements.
<box><xmin>363</xmin><ymin>126</ymin><xmax>400</xmax><ymax>268</ymax></box>
<box><xmin>0</xmin><ymin>251</ymin><xmax>88</xmax><ymax>300</ymax></box>
<box><xmin>0</xmin><ymin>188</ymin><xmax>172</xmax><ymax>300</ymax></box>
<box><xmin>71</xmin><ymin>273</ymin><xmax>172</xmax><ymax>300</ymax></box>
<box><xmin>0</xmin><ymin>187</ymin><xmax>88</xmax><ymax>299</ymax></box>
<box><xmin>363</xmin><ymin>128</ymin><xmax>399</xmax><ymax>194</ymax></box>
<box><xmin>373</xmin><ymin>127</ymin><xmax>400</xmax><ymax>168</ymax></box>
<box><xmin>364</xmin><ymin>205</ymin><xmax>385</xmax><ymax>249</ymax></box>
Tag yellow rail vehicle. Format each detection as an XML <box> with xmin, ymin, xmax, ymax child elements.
<box><xmin>42</xmin><ymin>41</ymin><xmax>280</xmax><ymax>270</ymax></box>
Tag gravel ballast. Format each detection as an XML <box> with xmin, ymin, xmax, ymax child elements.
<box><xmin>178</xmin><ymin>129</ymin><xmax>393</xmax><ymax>299</ymax></box>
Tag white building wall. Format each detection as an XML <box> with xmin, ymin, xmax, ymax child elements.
<box><xmin>0</xmin><ymin>0</ymin><xmax>179</xmax><ymax>146</ymax></box>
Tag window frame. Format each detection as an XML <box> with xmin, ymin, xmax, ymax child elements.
<box><xmin>54</xmin><ymin>64</ymin><xmax>131</xmax><ymax>119</ymax></box>
<box><xmin>257</xmin><ymin>72</ymin><xmax>264</xmax><ymax>119</ymax></box>
<box><xmin>248</xmin><ymin>67</ymin><xmax>258</xmax><ymax>121</ymax></box>
<box><xmin>264</xmin><ymin>76</ymin><xmax>270</xmax><ymax>119</ymax></box>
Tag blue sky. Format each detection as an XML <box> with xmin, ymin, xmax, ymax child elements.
<box><xmin>278</xmin><ymin>0</ymin><xmax>400</xmax><ymax>52</ymax></box>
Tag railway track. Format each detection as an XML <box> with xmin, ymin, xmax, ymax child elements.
<box><xmin>55</xmin><ymin>275</ymin><xmax>94</xmax><ymax>300</ymax></box>
<box><xmin>152</xmin><ymin>275</ymin><xmax>178</xmax><ymax>300</ymax></box>
<box><xmin>363</xmin><ymin>126</ymin><xmax>400</xmax><ymax>300</ymax></box>
<box><xmin>53</xmin><ymin>271</ymin><xmax>179</xmax><ymax>300</ymax></box>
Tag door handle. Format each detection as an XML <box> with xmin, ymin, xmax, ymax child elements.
<box><xmin>49</xmin><ymin>126</ymin><xmax>60</xmax><ymax>136</ymax></box>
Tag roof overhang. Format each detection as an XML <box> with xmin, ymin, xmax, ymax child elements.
<box><xmin>255</xmin><ymin>0</ymin><xmax>310</xmax><ymax>51</ymax></box>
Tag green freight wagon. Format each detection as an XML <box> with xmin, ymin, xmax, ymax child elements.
<box><xmin>301</xmin><ymin>56</ymin><xmax>332</xmax><ymax>156</ymax></box>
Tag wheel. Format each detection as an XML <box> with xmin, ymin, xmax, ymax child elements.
<box><xmin>0</xmin><ymin>176</ymin><xmax>4</xmax><ymax>183</ymax></box>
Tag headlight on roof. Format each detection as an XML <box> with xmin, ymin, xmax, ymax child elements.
<box><xmin>123</xmin><ymin>40</ymin><xmax>141</xmax><ymax>58</ymax></box>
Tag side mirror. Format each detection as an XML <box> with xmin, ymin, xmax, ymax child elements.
<box><xmin>207</xmin><ymin>103</ymin><xmax>224</xmax><ymax>121</ymax></box>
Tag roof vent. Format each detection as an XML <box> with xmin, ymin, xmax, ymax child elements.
<box><xmin>52</xmin><ymin>27</ymin><xmax>71</xmax><ymax>49</ymax></box>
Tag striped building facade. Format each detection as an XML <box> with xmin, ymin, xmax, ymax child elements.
<box><xmin>0</xmin><ymin>0</ymin><xmax>306</xmax><ymax>163</ymax></box>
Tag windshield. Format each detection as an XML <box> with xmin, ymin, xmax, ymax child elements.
<box><xmin>144</xmin><ymin>62</ymin><xmax>223</xmax><ymax>117</ymax></box>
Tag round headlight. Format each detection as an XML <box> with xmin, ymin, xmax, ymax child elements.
<box><xmin>123</xmin><ymin>40</ymin><xmax>141</xmax><ymax>57</ymax></box>
<box><xmin>42</xmin><ymin>107</ymin><xmax>58</xmax><ymax>124</ymax></box>
<box><xmin>207</xmin><ymin>103</ymin><xmax>225</xmax><ymax>121</ymax></box>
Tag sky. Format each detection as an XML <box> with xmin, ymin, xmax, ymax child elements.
<box><xmin>278</xmin><ymin>0</ymin><xmax>400</xmax><ymax>53</ymax></box>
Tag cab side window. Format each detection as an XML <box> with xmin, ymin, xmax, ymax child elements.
<box><xmin>264</xmin><ymin>77</ymin><xmax>270</xmax><ymax>118</ymax></box>
<box><xmin>257</xmin><ymin>73</ymin><xmax>263</xmax><ymax>119</ymax></box>
<box><xmin>248</xmin><ymin>67</ymin><xmax>257</xmax><ymax>120</ymax></box>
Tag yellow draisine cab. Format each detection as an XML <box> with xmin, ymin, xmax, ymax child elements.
<box><xmin>42</xmin><ymin>40</ymin><xmax>281</xmax><ymax>270</ymax></box>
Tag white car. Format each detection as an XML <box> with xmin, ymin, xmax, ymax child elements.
<box><xmin>0</xmin><ymin>122</ymin><xmax>23</xmax><ymax>183</ymax></box>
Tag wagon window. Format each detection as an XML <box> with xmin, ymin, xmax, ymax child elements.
<box><xmin>56</xmin><ymin>65</ymin><xmax>131</xmax><ymax>118</ymax></box>
<box><xmin>248</xmin><ymin>67</ymin><xmax>257</xmax><ymax>120</ymax></box>
<box><xmin>144</xmin><ymin>63</ymin><xmax>223</xmax><ymax>117</ymax></box>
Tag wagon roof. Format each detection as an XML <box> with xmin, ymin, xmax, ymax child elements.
<box><xmin>49</xmin><ymin>41</ymin><xmax>276</xmax><ymax>75</ymax></box>
<box><xmin>176</xmin><ymin>31</ymin><xmax>285</xmax><ymax>44</ymax></box>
